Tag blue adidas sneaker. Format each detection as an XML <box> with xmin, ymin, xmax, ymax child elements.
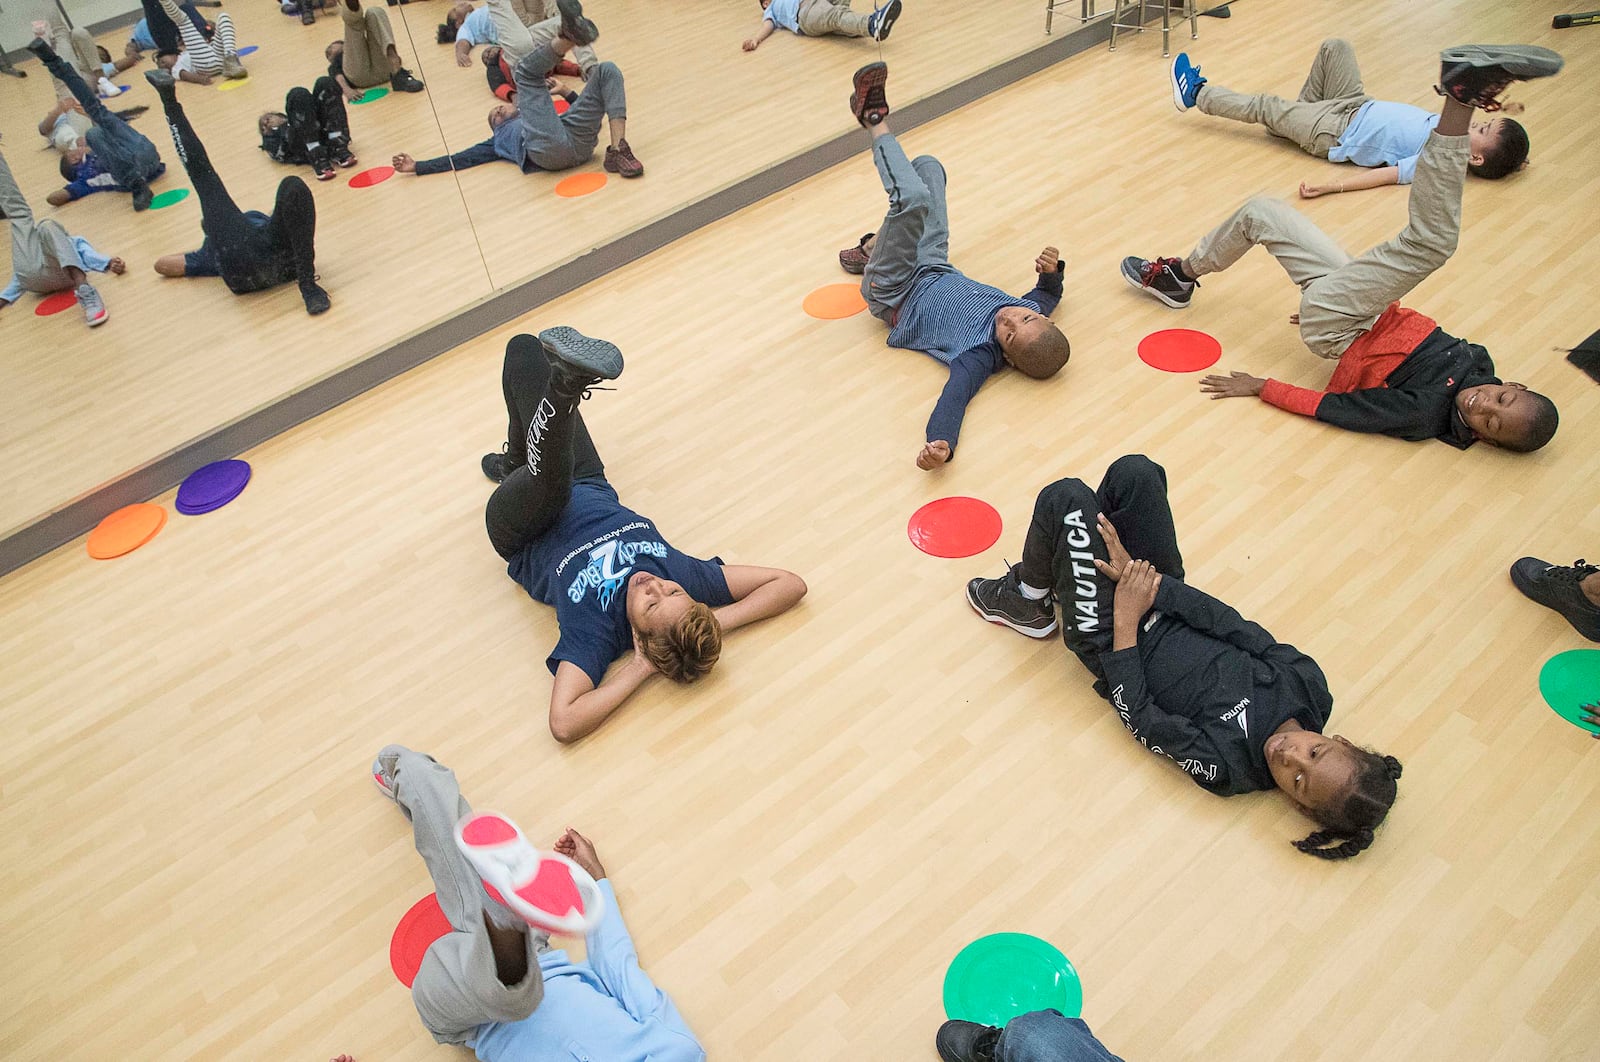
<box><xmin>1170</xmin><ymin>52</ymin><xmax>1204</xmax><ymax>111</ymax></box>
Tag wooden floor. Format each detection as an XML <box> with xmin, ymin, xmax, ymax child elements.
<box><xmin>0</xmin><ymin>0</ymin><xmax>1058</xmax><ymax>537</ymax></box>
<box><xmin>4</xmin><ymin>2</ymin><xmax>1600</xmax><ymax>1060</ymax></box>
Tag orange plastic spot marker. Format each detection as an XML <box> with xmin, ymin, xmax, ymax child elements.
<box><xmin>86</xmin><ymin>503</ymin><xmax>167</xmax><ymax>560</ymax></box>
<box><xmin>554</xmin><ymin>172</ymin><xmax>606</xmax><ymax>198</ymax></box>
<box><xmin>802</xmin><ymin>283</ymin><xmax>868</xmax><ymax>320</ymax></box>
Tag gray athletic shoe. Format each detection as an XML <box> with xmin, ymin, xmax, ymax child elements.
<box><xmin>538</xmin><ymin>326</ymin><xmax>623</xmax><ymax>395</ymax></box>
<box><xmin>220</xmin><ymin>52</ymin><xmax>247</xmax><ymax>79</ymax></box>
<box><xmin>556</xmin><ymin>0</ymin><xmax>598</xmax><ymax>46</ymax></box>
<box><xmin>76</xmin><ymin>283</ymin><xmax>108</xmax><ymax>327</ymax></box>
<box><xmin>1438</xmin><ymin>45</ymin><xmax>1563</xmax><ymax>109</ymax></box>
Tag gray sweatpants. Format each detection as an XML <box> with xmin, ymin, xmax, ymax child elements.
<box><xmin>1196</xmin><ymin>37</ymin><xmax>1369</xmax><ymax>158</ymax></box>
<box><xmin>339</xmin><ymin>4</ymin><xmax>397</xmax><ymax>89</ymax></box>
<box><xmin>860</xmin><ymin>133</ymin><xmax>950</xmax><ymax>322</ymax></box>
<box><xmin>1187</xmin><ymin>130</ymin><xmax>1471</xmax><ymax>358</ymax></box>
<box><xmin>798</xmin><ymin>0</ymin><xmax>872</xmax><ymax>37</ymax></box>
<box><xmin>513</xmin><ymin>43</ymin><xmax>625</xmax><ymax>170</ymax></box>
<box><xmin>390</xmin><ymin>750</ymin><xmax>548</xmax><ymax>1044</ymax></box>
<box><xmin>487</xmin><ymin>0</ymin><xmax>600</xmax><ymax>76</ymax></box>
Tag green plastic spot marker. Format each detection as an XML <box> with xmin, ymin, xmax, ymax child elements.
<box><xmin>149</xmin><ymin>188</ymin><xmax>190</xmax><ymax>210</ymax></box>
<box><xmin>351</xmin><ymin>87</ymin><xmax>389</xmax><ymax>105</ymax></box>
<box><xmin>943</xmin><ymin>933</ymin><xmax>1083</xmax><ymax>1027</ymax></box>
<box><xmin>1538</xmin><ymin>649</ymin><xmax>1600</xmax><ymax>734</ymax></box>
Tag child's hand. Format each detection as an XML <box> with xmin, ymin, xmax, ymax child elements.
<box><xmin>1199</xmin><ymin>371</ymin><xmax>1266</xmax><ymax>400</ymax></box>
<box><xmin>1298</xmin><ymin>180</ymin><xmax>1333</xmax><ymax>199</ymax></box>
<box><xmin>392</xmin><ymin>152</ymin><xmax>416</xmax><ymax>173</ymax></box>
<box><xmin>1501</xmin><ymin>101</ymin><xmax>1525</xmax><ymax>116</ymax></box>
<box><xmin>1112</xmin><ymin>560</ymin><xmax>1161</xmax><ymax>630</ymax></box>
<box><xmin>1581</xmin><ymin>703</ymin><xmax>1599</xmax><ymax>739</ymax></box>
<box><xmin>1034</xmin><ymin>246</ymin><xmax>1060</xmax><ymax>274</ymax></box>
<box><xmin>915</xmin><ymin>440</ymin><xmax>951</xmax><ymax>470</ymax></box>
<box><xmin>554</xmin><ymin>827</ymin><xmax>607</xmax><ymax>880</ymax></box>
<box><xmin>742</xmin><ymin>37</ymin><xmax>759</xmax><ymax>51</ymax></box>
<box><xmin>1091</xmin><ymin>513</ymin><xmax>1132</xmax><ymax>581</ymax></box>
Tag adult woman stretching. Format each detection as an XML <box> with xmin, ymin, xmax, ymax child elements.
<box><xmin>966</xmin><ymin>455</ymin><xmax>1402</xmax><ymax>860</ymax></box>
<box><xmin>147</xmin><ymin>69</ymin><xmax>329</xmax><ymax>315</ymax></box>
<box><xmin>483</xmin><ymin>328</ymin><xmax>806</xmax><ymax>742</ymax></box>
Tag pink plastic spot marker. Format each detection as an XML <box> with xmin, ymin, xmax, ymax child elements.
<box><xmin>347</xmin><ymin>165</ymin><xmax>394</xmax><ymax>189</ymax></box>
<box><xmin>802</xmin><ymin>283</ymin><xmax>868</xmax><ymax>320</ymax></box>
<box><xmin>390</xmin><ymin>893</ymin><xmax>451</xmax><ymax>988</ymax></box>
<box><xmin>517</xmin><ymin>859</ymin><xmax>584</xmax><ymax>917</ymax></box>
<box><xmin>461</xmin><ymin>814</ymin><xmax>519</xmax><ymax>846</ymax></box>
<box><xmin>908</xmin><ymin>497</ymin><xmax>1003</xmax><ymax>559</ymax></box>
<box><xmin>554</xmin><ymin>172</ymin><xmax>606</xmax><ymax>198</ymax></box>
<box><xmin>35</xmin><ymin>290</ymin><xmax>77</xmax><ymax>316</ymax></box>
<box><xmin>1137</xmin><ymin>328</ymin><xmax>1222</xmax><ymax>373</ymax></box>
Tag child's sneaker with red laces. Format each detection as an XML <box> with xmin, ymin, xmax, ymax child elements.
<box><xmin>849</xmin><ymin>61</ymin><xmax>889</xmax><ymax>128</ymax></box>
<box><xmin>455</xmin><ymin>811</ymin><xmax>605</xmax><ymax>935</ymax></box>
<box><xmin>1120</xmin><ymin>255</ymin><xmax>1196</xmax><ymax>308</ymax></box>
<box><xmin>838</xmin><ymin>232</ymin><xmax>874</xmax><ymax>275</ymax></box>
<box><xmin>1436</xmin><ymin>45</ymin><xmax>1562</xmax><ymax>111</ymax></box>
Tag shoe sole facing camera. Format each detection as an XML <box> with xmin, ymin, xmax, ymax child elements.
<box><xmin>455</xmin><ymin>811</ymin><xmax>606</xmax><ymax>935</ymax></box>
<box><xmin>965</xmin><ymin>580</ymin><xmax>1057</xmax><ymax>638</ymax></box>
<box><xmin>1440</xmin><ymin>44</ymin><xmax>1564</xmax><ymax>80</ymax></box>
<box><xmin>872</xmin><ymin>0</ymin><xmax>902</xmax><ymax>42</ymax></box>
<box><xmin>538</xmin><ymin>326</ymin><xmax>623</xmax><ymax>381</ymax></box>
<box><xmin>850</xmin><ymin>61</ymin><xmax>889</xmax><ymax>126</ymax></box>
<box><xmin>1120</xmin><ymin>256</ymin><xmax>1189</xmax><ymax>309</ymax></box>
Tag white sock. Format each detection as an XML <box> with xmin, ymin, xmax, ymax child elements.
<box><xmin>1018</xmin><ymin>581</ymin><xmax>1049</xmax><ymax>600</ymax></box>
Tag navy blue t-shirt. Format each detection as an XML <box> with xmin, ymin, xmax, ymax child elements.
<box><xmin>506</xmin><ymin>479</ymin><xmax>733</xmax><ymax>686</ymax></box>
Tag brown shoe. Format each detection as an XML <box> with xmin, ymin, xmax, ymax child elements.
<box><xmin>838</xmin><ymin>231</ymin><xmax>874</xmax><ymax>274</ymax></box>
<box><xmin>604</xmin><ymin>139</ymin><xmax>643</xmax><ymax>178</ymax></box>
<box><xmin>849</xmin><ymin>61</ymin><xmax>889</xmax><ymax>127</ymax></box>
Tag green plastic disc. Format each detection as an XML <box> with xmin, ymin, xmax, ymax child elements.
<box><xmin>942</xmin><ymin>933</ymin><xmax>1083</xmax><ymax>1026</ymax></box>
<box><xmin>351</xmin><ymin>86</ymin><xmax>389</xmax><ymax>105</ymax></box>
<box><xmin>149</xmin><ymin>188</ymin><xmax>190</xmax><ymax>210</ymax></box>
<box><xmin>1538</xmin><ymin>649</ymin><xmax>1600</xmax><ymax>734</ymax></box>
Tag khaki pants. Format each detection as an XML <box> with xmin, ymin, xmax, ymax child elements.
<box><xmin>798</xmin><ymin>0</ymin><xmax>871</xmax><ymax>37</ymax></box>
<box><xmin>340</xmin><ymin>4</ymin><xmax>396</xmax><ymax>88</ymax></box>
<box><xmin>1188</xmin><ymin>132</ymin><xmax>1470</xmax><ymax>359</ymax></box>
<box><xmin>486</xmin><ymin>0</ymin><xmax>600</xmax><ymax>76</ymax></box>
<box><xmin>1196</xmin><ymin>37</ymin><xmax>1369</xmax><ymax>158</ymax></box>
<box><xmin>389</xmin><ymin>750</ymin><xmax>550</xmax><ymax>1044</ymax></box>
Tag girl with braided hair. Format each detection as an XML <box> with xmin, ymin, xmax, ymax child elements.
<box><xmin>965</xmin><ymin>455</ymin><xmax>1401</xmax><ymax>860</ymax></box>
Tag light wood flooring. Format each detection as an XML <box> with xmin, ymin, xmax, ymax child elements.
<box><xmin>3</xmin><ymin>2</ymin><xmax>1599</xmax><ymax>1059</ymax></box>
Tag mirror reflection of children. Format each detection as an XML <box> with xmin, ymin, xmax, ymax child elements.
<box><xmin>742</xmin><ymin>0</ymin><xmax>901</xmax><ymax>52</ymax></box>
<box><xmin>967</xmin><ymin>456</ymin><xmax>1403</xmax><ymax>860</ymax></box>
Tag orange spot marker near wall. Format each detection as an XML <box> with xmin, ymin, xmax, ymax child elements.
<box><xmin>802</xmin><ymin>283</ymin><xmax>867</xmax><ymax>320</ymax></box>
<box><xmin>86</xmin><ymin>503</ymin><xmax>167</xmax><ymax>560</ymax></box>
<box><xmin>554</xmin><ymin>172</ymin><xmax>606</xmax><ymax>198</ymax></box>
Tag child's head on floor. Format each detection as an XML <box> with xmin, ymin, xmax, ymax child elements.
<box><xmin>996</xmin><ymin>306</ymin><xmax>1070</xmax><ymax>379</ymax></box>
<box><xmin>1456</xmin><ymin>382</ymin><xmax>1558</xmax><ymax>451</ymax></box>
<box><xmin>1467</xmin><ymin>116</ymin><xmax>1529</xmax><ymax>180</ymax></box>
<box><xmin>1268</xmin><ymin>730</ymin><xmax>1402</xmax><ymax>860</ymax></box>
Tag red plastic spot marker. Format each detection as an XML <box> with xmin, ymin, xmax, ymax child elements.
<box><xmin>908</xmin><ymin>497</ymin><xmax>1003</xmax><ymax>559</ymax></box>
<box><xmin>554</xmin><ymin>172</ymin><xmax>606</xmax><ymax>198</ymax></box>
<box><xmin>517</xmin><ymin>860</ymin><xmax>583</xmax><ymax>917</ymax></box>
<box><xmin>348</xmin><ymin>165</ymin><xmax>395</xmax><ymax>189</ymax></box>
<box><xmin>554</xmin><ymin>97</ymin><xmax>570</xmax><ymax>115</ymax></box>
<box><xmin>35</xmin><ymin>290</ymin><xmax>77</xmax><ymax>316</ymax></box>
<box><xmin>802</xmin><ymin>283</ymin><xmax>868</xmax><ymax>320</ymax></box>
<box><xmin>390</xmin><ymin>893</ymin><xmax>452</xmax><ymax>988</ymax></box>
<box><xmin>461</xmin><ymin>815</ymin><xmax>519</xmax><ymax>846</ymax></box>
<box><xmin>86</xmin><ymin>503</ymin><xmax>167</xmax><ymax>560</ymax></box>
<box><xmin>1137</xmin><ymin>328</ymin><xmax>1222</xmax><ymax>373</ymax></box>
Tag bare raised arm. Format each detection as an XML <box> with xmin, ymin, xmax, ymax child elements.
<box><xmin>548</xmin><ymin>656</ymin><xmax>655</xmax><ymax>744</ymax></box>
<box><xmin>714</xmin><ymin>564</ymin><xmax>807</xmax><ymax>632</ymax></box>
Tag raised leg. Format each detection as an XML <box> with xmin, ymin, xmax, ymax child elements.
<box><xmin>1186</xmin><ymin>194</ymin><xmax>1352</xmax><ymax>291</ymax></box>
<box><xmin>1299</xmin><ymin>37</ymin><xmax>1364</xmax><ymax>102</ymax></box>
<box><xmin>558</xmin><ymin>58</ymin><xmax>624</xmax><ymax>161</ymax></box>
<box><xmin>859</xmin><ymin>131</ymin><xmax>940</xmax><ymax>321</ymax></box>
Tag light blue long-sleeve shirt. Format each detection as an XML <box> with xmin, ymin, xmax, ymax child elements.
<box><xmin>468</xmin><ymin>880</ymin><xmax>705</xmax><ymax>1062</ymax></box>
<box><xmin>2</xmin><ymin>236</ymin><xmax>113</xmax><ymax>303</ymax></box>
<box><xmin>456</xmin><ymin>7</ymin><xmax>497</xmax><ymax>46</ymax></box>
<box><xmin>1328</xmin><ymin>100</ymin><xmax>1439</xmax><ymax>184</ymax></box>
<box><xmin>763</xmin><ymin>0</ymin><xmax>801</xmax><ymax>31</ymax></box>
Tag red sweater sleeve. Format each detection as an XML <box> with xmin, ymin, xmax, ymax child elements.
<box><xmin>1260</xmin><ymin>378</ymin><xmax>1323</xmax><ymax>417</ymax></box>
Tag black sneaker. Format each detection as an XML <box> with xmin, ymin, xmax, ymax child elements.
<box><xmin>1121</xmin><ymin>255</ymin><xmax>1195</xmax><ymax>309</ymax></box>
<box><xmin>391</xmin><ymin>67</ymin><xmax>425</xmax><ymax>92</ymax></box>
<box><xmin>936</xmin><ymin>1020</ymin><xmax>1001</xmax><ymax>1062</ymax></box>
<box><xmin>1437</xmin><ymin>45</ymin><xmax>1563</xmax><ymax>111</ymax></box>
<box><xmin>145</xmin><ymin>68</ymin><xmax>177</xmax><ymax>92</ymax></box>
<box><xmin>301</xmin><ymin>280</ymin><xmax>331</xmax><ymax>315</ymax></box>
<box><xmin>867</xmin><ymin>0</ymin><xmax>902</xmax><ymax>42</ymax></box>
<box><xmin>539</xmin><ymin>326</ymin><xmax>623</xmax><ymax>397</ymax></box>
<box><xmin>849</xmin><ymin>61</ymin><xmax>889</xmax><ymax>127</ymax></box>
<box><xmin>556</xmin><ymin>0</ymin><xmax>598</xmax><ymax>46</ymax></box>
<box><xmin>130</xmin><ymin>179</ymin><xmax>153</xmax><ymax>212</ymax></box>
<box><xmin>966</xmin><ymin>563</ymin><xmax>1056</xmax><ymax>639</ymax></box>
<box><xmin>312</xmin><ymin>156</ymin><xmax>337</xmax><ymax>181</ymax></box>
<box><xmin>1510</xmin><ymin>557</ymin><xmax>1600</xmax><ymax>641</ymax></box>
<box><xmin>482</xmin><ymin>446</ymin><xmax>517</xmax><ymax>483</ymax></box>
<box><xmin>300</xmin><ymin>1</ymin><xmax>317</xmax><ymax>24</ymax></box>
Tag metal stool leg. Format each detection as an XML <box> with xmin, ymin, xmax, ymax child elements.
<box><xmin>1161</xmin><ymin>0</ymin><xmax>1171</xmax><ymax>56</ymax></box>
<box><xmin>1188</xmin><ymin>0</ymin><xmax>1198</xmax><ymax>39</ymax></box>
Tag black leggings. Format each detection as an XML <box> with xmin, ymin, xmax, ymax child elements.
<box><xmin>284</xmin><ymin>77</ymin><xmax>351</xmax><ymax>165</ymax></box>
<box><xmin>158</xmin><ymin>84</ymin><xmax>318</xmax><ymax>293</ymax></box>
<box><xmin>485</xmin><ymin>335</ymin><xmax>606</xmax><ymax>560</ymax></box>
<box><xmin>1019</xmin><ymin>455</ymin><xmax>1186</xmax><ymax>675</ymax></box>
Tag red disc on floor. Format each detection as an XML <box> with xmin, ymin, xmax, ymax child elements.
<box><xmin>908</xmin><ymin>497</ymin><xmax>1003</xmax><ymax>559</ymax></box>
<box><xmin>802</xmin><ymin>283</ymin><xmax>867</xmax><ymax>320</ymax></box>
<box><xmin>35</xmin><ymin>291</ymin><xmax>77</xmax><ymax>316</ymax></box>
<box><xmin>554</xmin><ymin>172</ymin><xmax>606</xmax><ymax>198</ymax></box>
<box><xmin>348</xmin><ymin>165</ymin><xmax>394</xmax><ymax>189</ymax></box>
<box><xmin>554</xmin><ymin>97</ymin><xmax>570</xmax><ymax>115</ymax></box>
<box><xmin>86</xmin><ymin>502</ymin><xmax>167</xmax><ymax>560</ymax></box>
<box><xmin>1137</xmin><ymin>328</ymin><xmax>1222</xmax><ymax>373</ymax></box>
<box><xmin>390</xmin><ymin>893</ymin><xmax>451</xmax><ymax>988</ymax></box>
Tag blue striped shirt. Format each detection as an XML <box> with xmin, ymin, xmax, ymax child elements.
<box><xmin>885</xmin><ymin>265</ymin><xmax>1062</xmax><ymax>454</ymax></box>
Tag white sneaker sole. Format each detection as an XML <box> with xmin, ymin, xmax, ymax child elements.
<box><xmin>455</xmin><ymin>811</ymin><xmax>605</xmax><ymax>936</ymax></box>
